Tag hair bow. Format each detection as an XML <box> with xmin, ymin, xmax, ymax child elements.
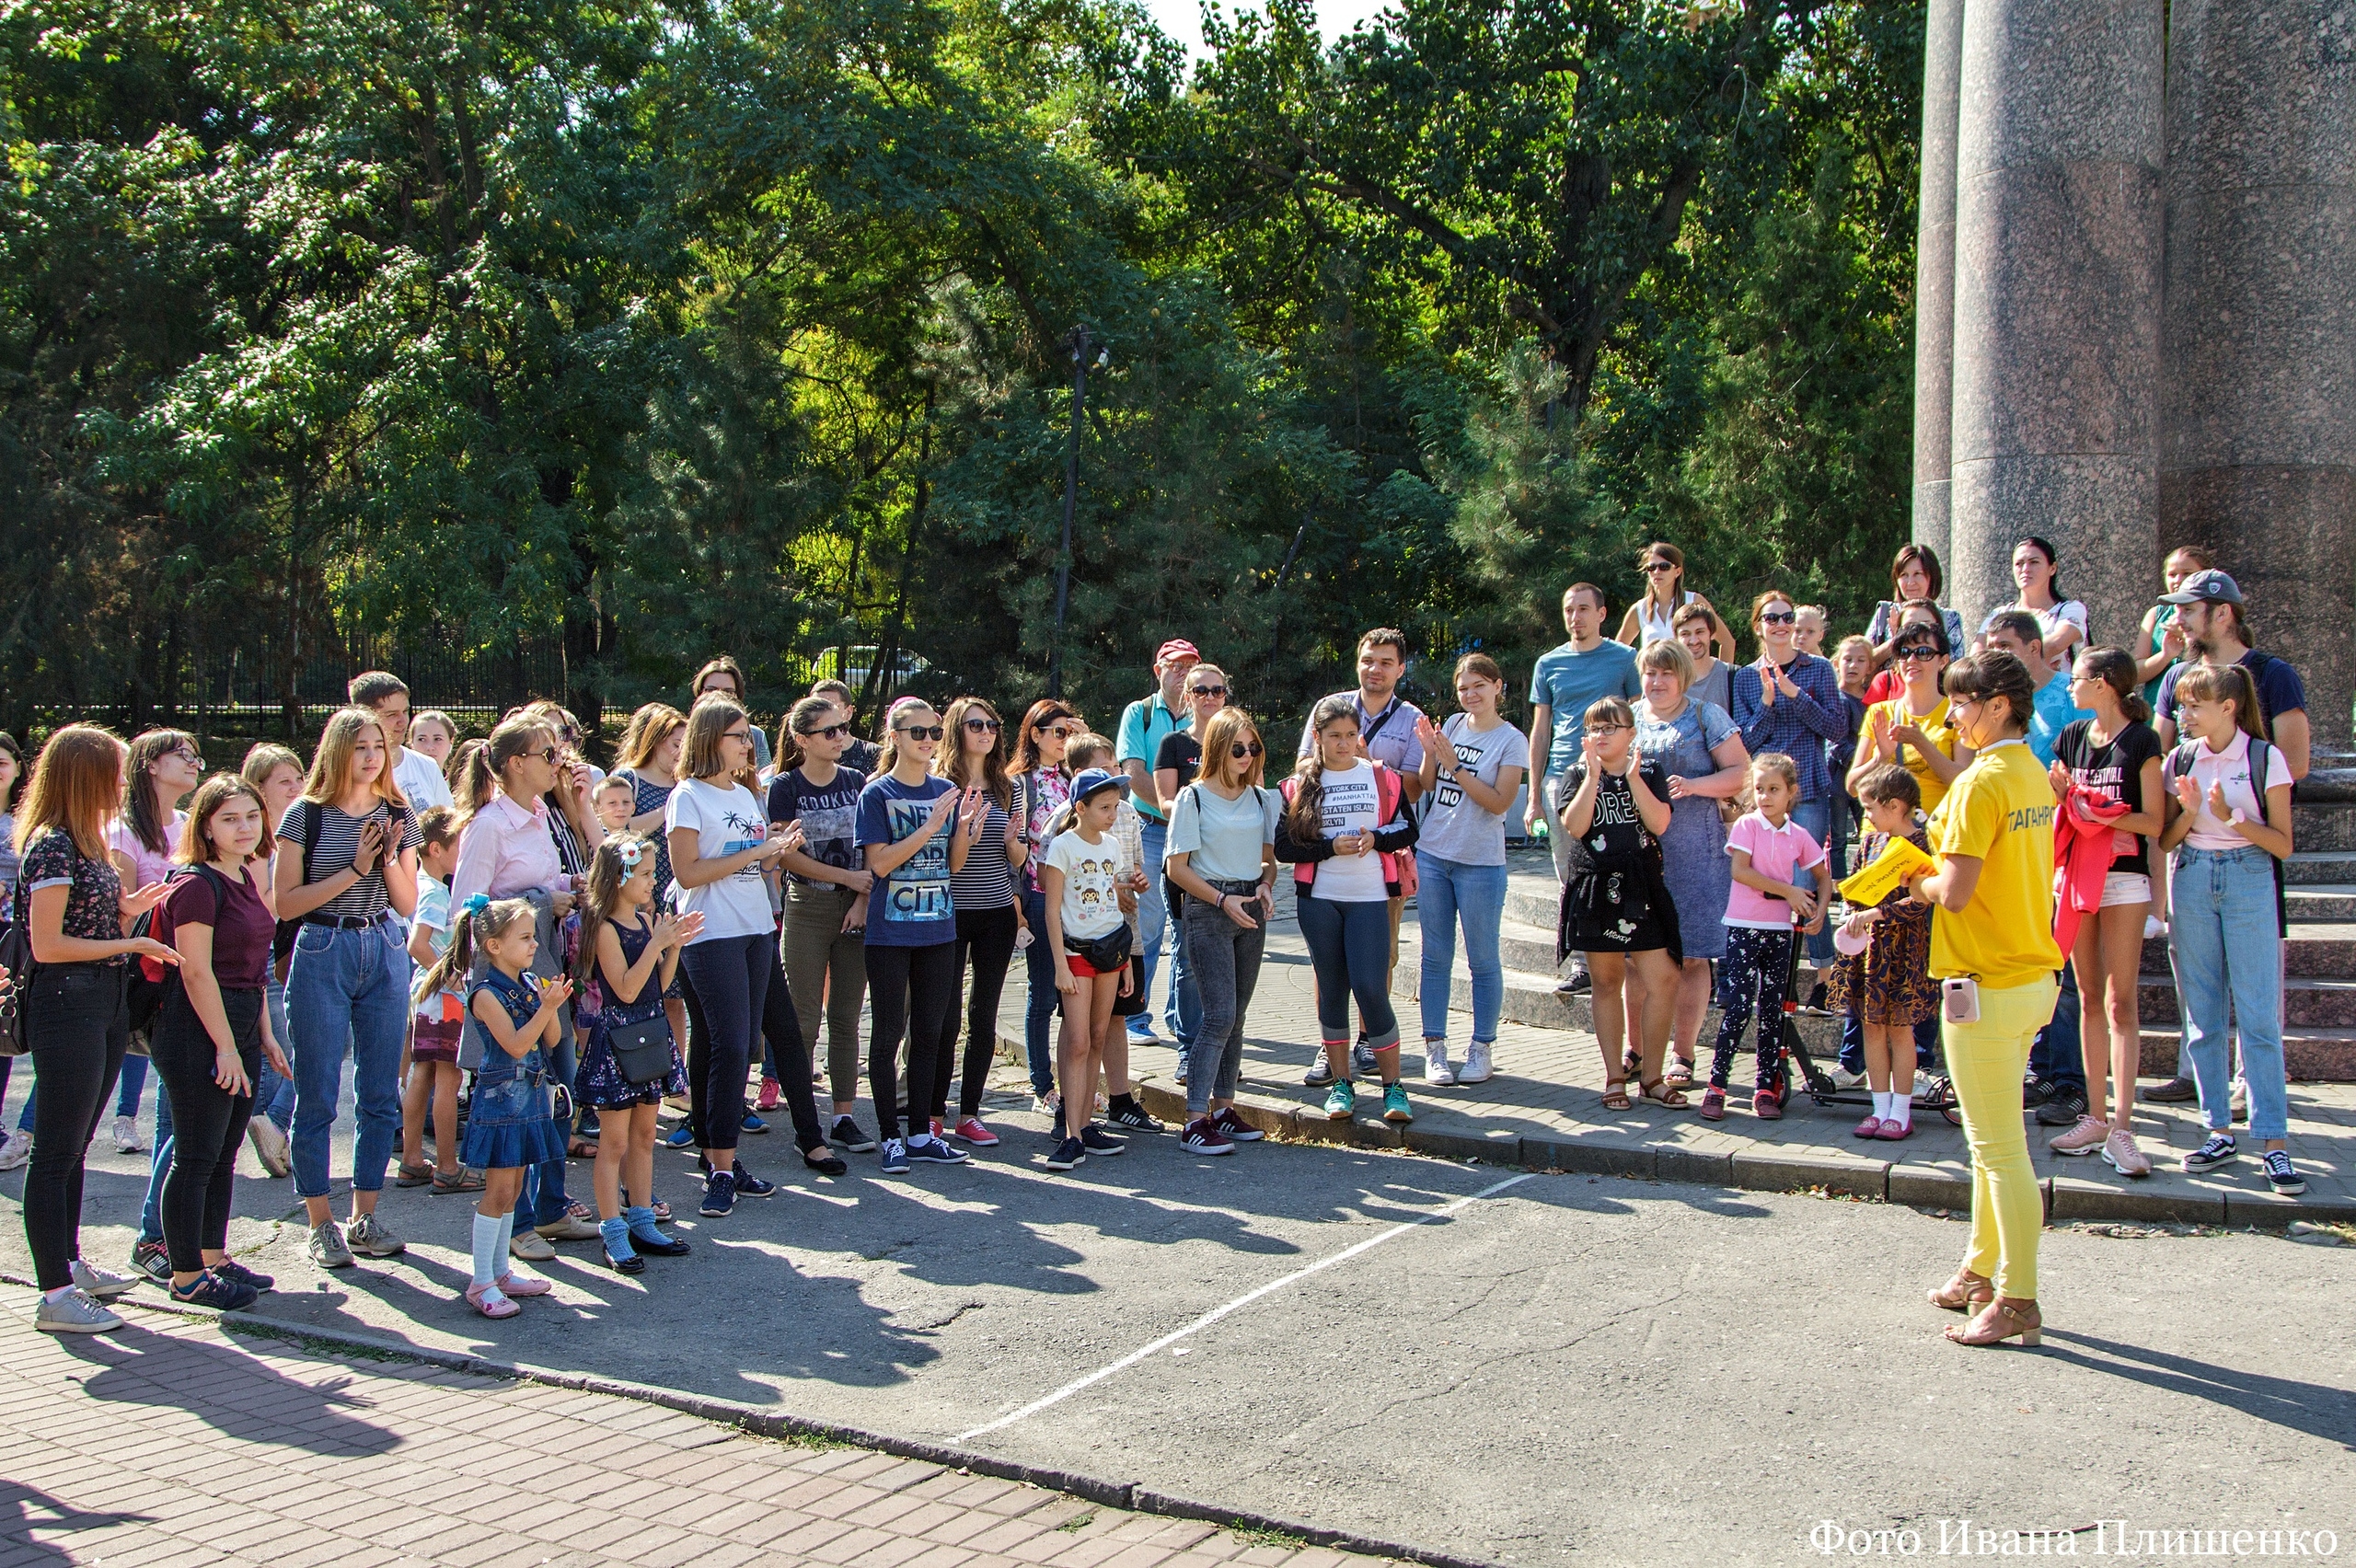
<box><xmin>614</xmin><ymin>839</ymin><xmax>644</xmax><ymax>869</ymax></box>
<box><xmin>461</xmin><ymin>893</ymin><xmax>491</xmax><ymax>917</ymax></box>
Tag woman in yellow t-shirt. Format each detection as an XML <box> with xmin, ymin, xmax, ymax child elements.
<box><xmin>1905</xmin><ymin>650</ymin><xmax>2062</xmax><ymax>1349</ymax></box>
<box><xmin>1848</xmin><ymin>620</ymin><xmax>1972</xmax><ymax>813</ymax></box>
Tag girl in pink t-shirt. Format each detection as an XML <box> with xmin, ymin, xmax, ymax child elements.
<box><xmin>1703</xmin><ymin>754</ymin><xmax>1830</xmax><ymax>1122</ymax></box>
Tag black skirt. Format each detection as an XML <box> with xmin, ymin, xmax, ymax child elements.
<box><xmin>1560</xmin><ymin>851</ymin><xmax>1684</xmax><ymax>962</ymax></box>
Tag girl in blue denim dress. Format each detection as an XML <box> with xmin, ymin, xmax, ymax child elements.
<box><xmin>417</xmin><ymin>895</ymin><xmax>574</xmax><ymax>1318</ymax></box>
<box><xmin>573</xmin><ymin>835</ymin><xmax>701</xmax><ymax>1274</ymax></box>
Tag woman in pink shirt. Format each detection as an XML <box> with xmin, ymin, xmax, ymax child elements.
<box><xmin>101</xmin><ymin>729</ymin><xmax>204</xmax><ymax>1155</ymax></box>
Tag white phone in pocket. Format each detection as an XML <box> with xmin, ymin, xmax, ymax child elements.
<box><xmin>1942</xmin><ymin>976</ymin><xmax>1981</xmax><ymax>1025</ymax></box>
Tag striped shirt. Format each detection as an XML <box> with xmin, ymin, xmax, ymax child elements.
<box><xmin>948</xmin><ymin>785</ymin><xmax>1022</xmax><ymax>911</ymax></box>
<box><xmin>277</xmin><ymin>798</ymin><xmax>421</xmax><ymax>922</ymax></box>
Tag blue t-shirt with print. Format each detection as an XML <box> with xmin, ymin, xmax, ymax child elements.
<box><xmin>854</xmin><ymin>774</ymin><xmax>958</xmax><ymax>947</ymax></box>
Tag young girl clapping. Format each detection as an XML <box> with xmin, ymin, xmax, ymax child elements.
<box><xmin>422</xmin><ymin>896</ymin><xmax>574</xmax><ymax>1318</ymax></box>
<box><xmin>574</xmin><ymin>834</ymin><xmax>702</xmax><ymax>1274</ymax></box>
<box><xmin>1707</xmin><ymin>754</ymin><xmax>1829</xmax><ymax>1122</ymax></box>
<box><xmin>1828</xmin><ymin>767</ymin><xmax>1935</xmax><ymax>1139</ymax></box>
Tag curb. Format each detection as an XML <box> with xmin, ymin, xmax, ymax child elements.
<box><xmin>18</xmin><ymin>1279</ymin><xmax>1496</xmax><ymax>1568</ymax></box>
<box><xmin>993</xmin><ymin>1030</ymin><xmax>2356</xmax><ymax>1226</ymax></box>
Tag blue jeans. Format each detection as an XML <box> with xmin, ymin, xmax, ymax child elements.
<box><xmin>2029</xmin><ymin>963</ymin><xmax>2085</xmax><ymax>1097</ymax></box>
<box><xmin>254</xmin><ymin>980</ymin><xmax>295</xmax><ymax>1133</ymax></box>
<box><xmin>1416</xmin><ymin>855</ymin><xmax>1507</xmax><ymax>1045</ymax></box>
<box><xmin>285</xmin><ymin>920</ymin><xmax>410</xmax><ymax>1201</ymax></box>
<box><xmin>138</xmin><ymin>1088</ymin><xmax>175</xmax><ymax>1244</ymax></box>
<box><xmin>1020</xmin><ymin>886</ymin><xmax>1058</xmax><ymax>1097</ymax></box>
<box><xmin>2170</xmin><ymin>845</ymin><xmax>2289</xmax><ymax>1141</ymax></box>
<box><xmin>1131</xmin><ymin>817</ymin><xmax>1171</xmax><ymax>1036</ymax></box>
<box><xmin>1793</xmin><ymin>799</ymin><xmax>1835</xmax><ymax>966</ymax></box>
<box><xmin>1297</xmin><ymin>894</ymin><xmax>1401</xmax><ymax>1055</ymax></box>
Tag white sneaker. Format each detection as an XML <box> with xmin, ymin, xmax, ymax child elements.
<box><xmin>1423</xmin><ymin>1043</ymin><xmax>1457</xmax><ymax>1088</ymax></box>
<box><xmin>0</xmin><ymin>1129</ymin><xmax>30</xmax><ymax>1171</ymax></box>
<box><xmin>2142</xmin><ymin>914</ymin><xmax>2166</xmax><ymax>940</ymax></box>
<box><xmin>246</xmin><ymin>1118</ymin><xmax>291</xmax><ymax>1178</ymax></box>
<box><xmin>111</xmin><ymin>1114</ymin><xmax>144</xmax><ymax>1155</ymax></box>
<box><xmin>1829</xmin><ymin>1067</ymin><xmax>1867</xmax><ymax>1091</ymax></box>
<box><xmin>70</xmin><ymin>1258</ymin><xmax>139</xmax><ymax>1299</ymax></box>
<box><xmin>35</xmin><ymin>1288</ymin><xmax>122</xmax><ymax>1334</ymax></box>
<box><xmin>1456</xmin><ymin>1042</ymin><xmax>1495</xmax><ymax>1084</ymax></box>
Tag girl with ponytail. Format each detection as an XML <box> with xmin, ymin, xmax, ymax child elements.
<box><xmin>2048</xmin><ymin>647</ymin><xmax>2166</xmax><ymax>1176</ymax></box>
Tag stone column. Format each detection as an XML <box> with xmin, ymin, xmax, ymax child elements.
<box><xmin>2161</xmin><ymin>0</ymin><xmax>2356</xmax><ymax>756</ymax></box>
<box><xmin>1947</xmin><ymin>0</ymin><xmax>2164</xmax><ymax>643</ymax></box>
<box><xmin>1910</xmin><ymin>0</ymin><xmax>1964</xmax><ymax>571</ymax></box>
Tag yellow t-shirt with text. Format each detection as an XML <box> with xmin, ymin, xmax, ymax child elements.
<box><xmin>1926</xmin><ymin>739</ymin><xmax>2062</xmax><ymax>989</ymax></box>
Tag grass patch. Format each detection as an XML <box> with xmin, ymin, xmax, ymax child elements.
<box><xmin>1054</xmin><ymin>1509</ymin><xmax>1097</xmax><ymax>1533</ymax></box>
<box><xmin>222</xmin><ymin>1320</ymin><xmax>422</xmax><ymax>1366</ymax></box>
<box><xmin>1228</xmin><ymin>1522</ymin><xmax>1312</xmax><ymax>1551</ymax></box>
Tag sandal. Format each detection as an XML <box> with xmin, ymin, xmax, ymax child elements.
<box><xmin>1946</xmin><ymin>1297</ymin><xmax>2040</xmax><ymax>1348</ymax></box>
<box><xmin>394</xmin><ymin>1161</ymin><xmax>433</xmax><ymax>1188</ymax></box>
<box><xmin>1664</xmin><ymin>1058</ymin><xmax>1694</xmax><ymax>1089</ymax></box>
<box><xmin>568</xmin><ymin>1137</ymin><xmax>598</xmax><ymax>1159</ymax></box>
<box><xmin>1636</xmin><ymin>1078</ymin><xmax>1689</xmax><ymax>1109</ymax></box>
<box><xmin>1620</xmin><ymin>1046</ymin><xmax>1640</xmax><ymax>1083</ymax></box>
<box><xmin>1600</xmin><ymin>1079</ymin><xmax>1633</xmax><ymax>1112</ymax></box>
<box><xmin>431</xmin><ymin>1168</ymin><xmax>486</xmax><ymax>1195</ymax></box>
<box><xmin>1927</xmin><ymin>1269</ymin><xmax>1994</xmax><ymax>1313</ymax></box>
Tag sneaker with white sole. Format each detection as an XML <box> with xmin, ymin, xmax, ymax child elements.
<box><xmin>907</xmin><ymin>1136</ymin><xmax>969</xmax><ymax>1165</ymax></box>
<box><xmin>950</xmin><ymin>1117</ymin><xmax>1000</xmax><ymax>1147</ymax></box>
<box><xmin>1456</xmin><ymin>1042</ymin><xmax>1495</xmax><ymax>1085</ymax></box>
<box><xmin>308</xmin><ymin>1220</ymin><xmax>355</xmax><ymax>1270</ymax></box>
<box><xmin>2048</xmin><ymin>1114</ymin><xmax>2108</xmax><ymax>1157</ymax></box>
<box><xmin>2101</xmin><ymin>1127</ymin><xmax>2152</xmax><ymax>1178</ymax></box>
<box><xmin>73</xmin><ymin>1258</ymin><xmax>140</xmax><ymax>1299</ymax></box>
<box><xmin>2263</xmin><ymin>1150</ymin><xmax>2305</xmax><ymax>1195</ymax></box>
<box><xmin>878</xmin><ymin>1138</ymin><xmax>910</xmax><ymax>1175</ymax></box>
<box><xmin>345</xmin><ymin>1213</ymin><xmax>407</xmax><ymax>1258</ymax></box>
<box><xmin>111</xmin><ymin>1114</ymin><xmax>144</xmax><ymax>1154</ymax></box>
<box><xmin>128</xmin><ymin>1239</ymin><xmax>170</xmax><ymax>1285</ymax></box>
<box><xmin>1181</xmin><ymin>1117</ymin><xmax>1234</xmax><ymax>1155</ymax></box>
<box><xmin>828</xmin><ymin>1115</ymin><xmax>879</xmax><ymax>1154</ymax></box>
<box><xmin>0</xmin><ymin>1128</ymin><xmax>30</xmax><ymax>1171</ymax></box>
<box><xmin>35</xmin><ymin>1288</ymin><xmax>121</xmax><ymax>1334</ymax></box>
<box><xmin>1045</xmin><ymin>1136</ymin><xmax>1086</xmax><ymax>1171</ymax></box>
<box><xmin>246</xmin><ymin>1117</ymin><xmax>291</xmax><ymax>1178</ymax></box>
<box><xmin>1211</xmin><ymin>1108</ymin><xmax>1264</xmax><ymax>1142</ymax></box>
<box><xmin>2183</xmin><ymin>1133</ymin><xmax>2237</xmax><ymax>1174</ymax></box>
<box><xmin>1351</xmin><ymin>1039</ymin><xmax>1380</xmax><ymax>1079</ymax></box>
<box><xmin>1423</xmin><ymin>1043</ymin><xmax>1456</xmax><ymax>1087</ymax></box>
<box><xmin>1828</xmin><ymin>1067</ymin><xmax>1867</xmax><ymax>1091</ymax></box>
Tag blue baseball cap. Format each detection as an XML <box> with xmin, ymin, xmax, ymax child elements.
<box><xmin>1070</xmin><ymin>767</ymin><xmax>1129</xmax><ymax>804</ymax></box>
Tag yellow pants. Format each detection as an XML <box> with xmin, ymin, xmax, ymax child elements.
<box><xmin>1942</xmin><ymin>974</ymin><xmax>2057</xmax><ymax>1300</ymax></box>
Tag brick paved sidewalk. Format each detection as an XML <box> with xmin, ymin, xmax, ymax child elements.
<box><xmin>0</xmin><ymin>1309</ymin><xmax>1387</xmax><ymax>1568</ymax></box>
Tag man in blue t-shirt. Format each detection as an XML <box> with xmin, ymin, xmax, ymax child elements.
<box><xmin>1524</xmin><ymin>583</ymin><xmax>1641</xmax><ymax>994</ymax></box>
<box><xmin>1981</xmin><ymin>611</ymin><xmax>2091</xmax><ymax>767</ymax></box>
<box><xmin>1114</xmin><ymin>637</ymin><xmax>1199</xmax><ymax>1044</ymax></box>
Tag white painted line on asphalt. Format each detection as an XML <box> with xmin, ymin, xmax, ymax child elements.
<box><xmin>953</xmin><ymin>1171</ymin><xmax>1533</xmax><ymax>1442</ymax></box>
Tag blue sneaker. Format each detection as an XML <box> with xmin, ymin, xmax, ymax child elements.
<box><xmin>168</xmin><ymin>1270</ymin><xmax>260</xmax><ymax>1311</ymax></box>
<box><xmin>2183</xmin><ymin>1133</ymin><xmax>2237</xmax><ymax>1174</ymax></box>
<box><xmin>730</xmin><ymin>1169</ymin><xmax>776</xmax><ymax>1197</ymax></box>
<box><xmin>879</xmin><ymin>1138</ymin><xmax>911</xmax><ymax>1174</ymax></box>
<box><xmin>662</xmin><ymin>1123</ymin><xmax>697</xmax><ymax>1150</ymax></box>
<box><xmin>1126</xmin><ymin>1019</ymin><xmax>1161</xmax><ymax>1043</ymax></box>
<box><xmin>699</xmin><ymin>1170</ymin><xmax>736</xmax><ymax>1217</ymax></box>
<box><xmin>907</xmin><ymin>1136</ymin><xmax>969</xmax><ymax>1165</ymax></box>
<box><xmin>739</xmin><ymin>1112</ymin><xmax>768</xmax><ymax>1136</ymax></box>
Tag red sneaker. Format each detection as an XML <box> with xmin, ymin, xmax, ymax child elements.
<box><xmin>1754</xmin><ymin>1088</ymin><xmax>1784</xmax><ymax>1121</ymax></box>
<box><xmin>756</xmin><ymin>1079</ymin><xmax>781</xmax><ymax>1113</ymax></box>
<box><xmin>1698</xmin><ymin>1087</ymin><xmax>1727</xmax><ymax>1122</ymax></box>
<box><xmin>951</xmin><ymin>1116</ymin><xmax>1000</xmax><ymax>1147</ymax></box>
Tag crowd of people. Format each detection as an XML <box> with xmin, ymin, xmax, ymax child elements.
<box><xmin>0</xmin><ymin>536</ymin><xmax>2318</xmax><ymax>1351</ymax></box>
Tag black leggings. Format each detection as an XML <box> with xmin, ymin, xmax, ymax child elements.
<box><xmin>865</xmin><ymin>940</ymin><xmax>956</xmax><ymax>1139</ymax></box>
<box><xmin>756</xmin><ymin>943</ymin><xmax>826</xmax><ymax>1150</ymax></box>
<box><xmin>21</xmin><ymin>963</ymin><xmax>130</xmax><ymax>1291</ymax></box>
<box><xmin>150</xmin><ymin>986</ymin><xmax>261</xmax><ymax>1274</ymax></box>
<box><xmin>681</xmin><ymin>934</ymin><xmax>770</xmax><ymax>1152</ymax></box>
<box><xmin>1713</xmin><ymin>926</ymin><xmax>1796</xmax><ymax>1090</ymax></box>
<box><xmin>934</xmin><ymin>904</ymin><xmax>1019</xmax><ymax>1121</ymax></box>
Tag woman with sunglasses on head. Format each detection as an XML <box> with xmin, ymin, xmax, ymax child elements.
<box><xmin>926</xmin><ymin>697</ymin><xmax>1026</xmax><ymax>1147</ymax></box>
<box><xmin>1014</xmin><ymin>699</ymin><xmax>1080</xmax><ymax>1109</ymax></box>
<box><xmin>1730</xmin><ymin>590</ymin><xmax>1850</xmax><ymax>999</ymax></box>
<box><xmin>770</xmin><ymin>696</ymin><xmax>874</xmax><ymax>1150</ymax></box>
<box><xmin>1616</xmin><ymin>543</ymin><xmax>1738</xmax><ymax>660</ymax></box>
<box><xmin>666</xmin><ymin>697</ymin><xmax>800</xmax><ymax>1217</ymax></box>
<box><xmin>1865</xmin><ymin>545</ymin><xmax>1969</xmax><ymax>674</ymax></box>
<box><xmin>1163</xmin><ymin>708</ymin><xmax>1280</xmax><ymax>1154</ymax></box>
<box><xmin>855</xmin><ymin>699</ymin><xmax>976</xmax><ymax>1173</ymax></box>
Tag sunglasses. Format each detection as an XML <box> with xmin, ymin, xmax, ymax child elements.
<box><xmin>1896</xmin><ymin>647</ymin><xmax>1942</xmax><ymax>663</ymax></box>
<box><xmin>1642</xmin><ymin>561</ymin><xmax>1677</xmax><ymax>574</ymax></box>
<box><xmin>532</xmin><ymin>745</ymin><xmax>561</xmax><ymax>766</ymax></box>
<box><xmin>167</xmin><ymin>748</ymin><xmax>204</xmax><ymax>768</ymax></box>
<box><xmin>1230</xmin><ymin>742</ymin><xmax>1264</xmax><ymax>760</ymax></box>
<box><xmin>1036</xmin><ymin>721</ymin><xmax>1076</xmax><ymax>739</ymax></box>
<box><xmin>799</xmin><ymin>722</ymin><xmax>851</xmax><ymax>741</ymax></box>
<box><xmin>897</xmin><ymin>725</ymin><xmax>945</xmax><ymax>742</ymax></box>
<box><xmin>963</xmin><ymin>717</ymin><xmax>1001</xmax><ymax>732</ymax></box>
<box><xmin>1189</xmin><ymin>685</ymin><xmax>1227</xmax><ymax>698</ymax></box>
<box><xmin>1760</xmin><ymin>610</ymin><xmax>1797</xmax><ymax>626</ymax></box>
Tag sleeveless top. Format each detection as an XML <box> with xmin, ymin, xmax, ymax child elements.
<box><xmin>1634</xmin><ymin>590</ymin><xmax>1694</xmax><ymax>645</ymax></box>
<box><xmin>466</xmin><ymin>967</ymin><xmax>546</xmax><ymax>1090</ymax></box>
<box><xmin>595</xmin><ymin>915</ymin><xmax>667</xmax><ymax>1027</ymax></box>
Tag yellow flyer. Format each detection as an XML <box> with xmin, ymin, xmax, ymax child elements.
<box><xmin>1838</xmin><ymin>834</ymin><xmax>1937</xmax><ymax>907</ymax></box>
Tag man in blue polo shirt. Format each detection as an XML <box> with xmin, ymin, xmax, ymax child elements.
<box><xmin>1524</xmin><ymin>583</ymin><xmax>1641</xmax><ymax>993</ymax></box>
<box><xmin>1116</xmin><ymin>638</ymin><xmax>1199</xmax><ymax>1044</ymax></box>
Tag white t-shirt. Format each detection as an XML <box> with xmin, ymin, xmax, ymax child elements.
<box><xmin>1308</xmin><ymin>759</ymin><xmax>1386</xmax><ymax>903</ymax></box>
<box><xmin>664</xmin><ymin>778</ymin><xmax>772</xmax><ymax>941</ymax></box>
<box><xmin>1045</xmin><ymin>828</ymin><xmax>1128</xmax><ymax>941</ymax></box>
<box><xmin>394</xmin><ymin>745</ymin><xmax>453</xmax><ymax>812</ymax></box>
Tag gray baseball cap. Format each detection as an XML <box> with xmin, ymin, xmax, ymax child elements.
<box><xmin>2158</xmin><ymin>568</ymin><xmax>2243</xmax><ymax>605</ymax></box>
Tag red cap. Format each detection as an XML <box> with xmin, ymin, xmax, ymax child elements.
<box><xmin>1155</xmin><ymin>639</ymin><xmax>1202</xmax><ymax>667</ymax></box>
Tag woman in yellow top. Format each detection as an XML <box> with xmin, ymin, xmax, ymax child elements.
<box><xmin>1905</xmin><ymin>651</ymin><xmax>2062</xmax><ymax>1349</ymax></box>
<box><xmin>1848</xmin><ymin>620</ymin><xmax>1972</xmax><ymax>813</ymax></box>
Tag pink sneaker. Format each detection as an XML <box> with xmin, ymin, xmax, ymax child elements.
<box><xmin>2102</xmin><ymin>1127</ymin><xmax>2153</xmax><ymax>1178</ymax></box>
<box><xmin>493</xmin><ymin>1272</ymin><xmax>552</xmax><ymax>1298</ymax></box>
<box><xmin>951</xmin><ymin>1117</ymin><xmax>1000</xmax><ymax>1147</ymax></box>
<box><xmin>1852</xmin><ymin>1114</ymin><xmax>1885</xmax><ymax>1140</ymax></box>
<box><xmin>2048</xmin><ymin>1113</ymin><xmax>2108</xmax><ymax>1157</ymax></box>
<box><xmin>756</xmin><ymin>1078</ymin><xmax>781</xmax><ymax>1113</ymax></box>
<box><xmin>465</xmin><ymin>1283</ymin><xmax>519</xmax><ymax>1319</ymax></box>
<box><xmin>1875</xmin><ymin>1116</ymin><xmax>1913</xmax><ymax>1141</ymax></box>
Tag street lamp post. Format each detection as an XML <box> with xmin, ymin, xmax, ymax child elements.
<box><xmin>1048</xmin><ymin>325</ymin><xmax>1105</xmax><ymax>698</ymax></box>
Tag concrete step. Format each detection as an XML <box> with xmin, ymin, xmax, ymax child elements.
<box><xmin>2285</xmin><ymin>850</ymin><xmax>2356</xmax><ymax>886</ymax></box>
<box><xmin>2138</xmin><ymin>1027</ymin><xmax>2356</xmax><ymax>1081</ymax></box>
<box><xmin>2283</xmin><ymin>883</ymin><xmax>2356</xmax><ymax>920</ymax></box>
<box><xmin>2292</xmin><ymin>801</ymin><xmax>2355</xmax><ymax>851</ymax></box>
<box><xmin>2145</xmin><ymin>925</ymin><xmax>2355</xmax><ymax>977</ymax></box>
<box><xmin>2138</xmin><ymin>974</ymin><xmax>2356</xmax><ymax>1028</ymax></box>
<box><xmin>1393</xmin><ymin>958</ymin><xmax>1848</xmax><ymax>1055</ymax></box>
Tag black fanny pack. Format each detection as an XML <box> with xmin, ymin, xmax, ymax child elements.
<box><xmin>1063</xmin><ymin>925</ymin><xmax>1134</xmax><ymax>974</ymax></box>
<box><xmin>606</xmin><ymin>1013</ymin><xmax>676</xmax><ymax>1085</ymax></box>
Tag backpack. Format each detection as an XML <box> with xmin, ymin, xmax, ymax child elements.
<box><xmin>0</xmin><ymin>915</ymin><xmax>30</xmax><ymax>1056</ymax></box>
<box><xmin>2167</xmin><ymin>737</ymin><xmax>2288</xmax><ymax>937</ymax></box>
<box><xmin>1279</xmin><ymin>764</ymin><xmax>1415</xmax><ymax>897</ymax></box>
<box><xmin>271</xmin><ymin>799</ymin><xmax>329</xmax><ymax>973</ymax></box>
<box><xmin>128</xmin><ymin>862</ymin><xmax>234</xmax><ymax>1032</ymax></box>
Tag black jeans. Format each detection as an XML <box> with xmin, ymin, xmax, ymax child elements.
<box><xmin>21</xmin><ymin>963</ymin><xmax>130</xmax><ymax>1291</ymax></box>
<box><xmin>681</xmin><ymin>934</ymin><xmax>770</xmax><ymax>1153</ymax></box>
<box><xmin>866</xmin><ymin>940</ymin><xmax>956</xmax><ymax>1139</ymax></box>
<box><xmin>934</xmin><ymin>904</ymin><xmax>1019</xmax><ymax>1121</ymax></box>
<box><xmin>149</xmin><ymin>985</ymin><xmax>261</xmax><ymax>1274</ymax></box>
<box><xmin>756</xmin><ymin>942</ymin><xmax>826</xmax><ymax>1151</ymax></box>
